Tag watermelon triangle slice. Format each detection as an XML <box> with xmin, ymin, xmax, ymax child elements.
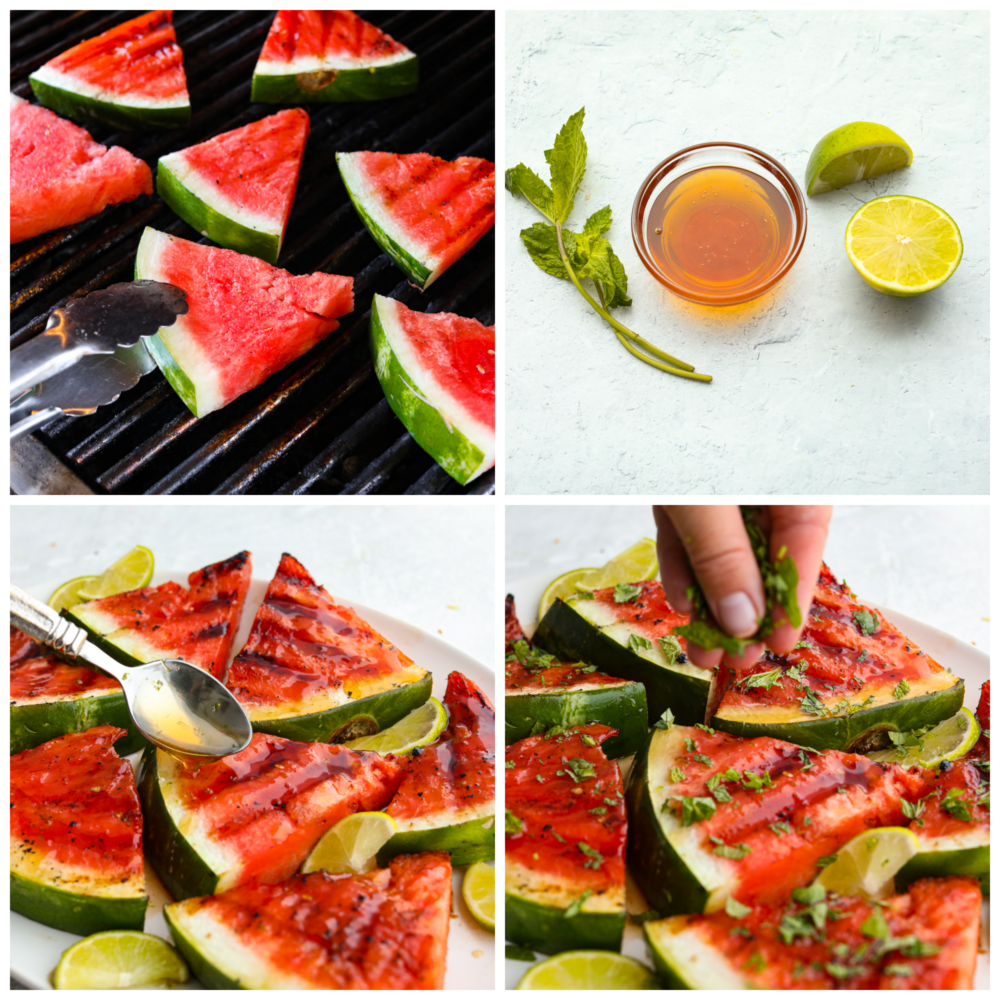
<box><xmin>157</xmin><ymin>109</ymin><xmax>310</xmax><ymax>264</ymax></box>
<box><xmin>65</xmin><ymin>551</ymin><xmax>252</xmax><ymax>681</ymax></box>
<box><xmin>134</xmin><ymin>228</ymin><xmax>354</xmax><ymax>416</ymax></box>
<box><xmin>29</xmin><ymin>10</ymin><xmax>190</xmax><ymax>131</ymax></box>
<box><xmin>10</xmin><ymin>93</ymin><xmax>153</xmax><ymax>244</ymax></box>
<box><xmin>251</xmin><ymin>10</ymin><xmax>419</xmax><ymax>104</ymax></box>
<box><xmin>370</xmin><ymin>294</ymin><xmax>495</xmax><ymax>484</ymax></box>
<box><xmin>337</xmin><ymin>151</ymin><xmax>495</xmax><ymax>289</ymax></box>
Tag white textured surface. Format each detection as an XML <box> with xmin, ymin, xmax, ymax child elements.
<box><xmin>505</xmin><ymin>504</ymin><xmax>990</xmax><ymax>652</ymax></box>
<box><xmin>505</xmin><ymin>11</ymin><xmax>988</xmax><ymax>495</ymax></box>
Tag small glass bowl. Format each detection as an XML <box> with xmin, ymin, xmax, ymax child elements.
<box><xmin>631</xmin><ymin>142</ymin><xmax>807</xmax><ymax>306</ymax></box>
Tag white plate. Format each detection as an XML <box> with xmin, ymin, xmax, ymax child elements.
<box><xmin>13</xmin><ymin>573</ymin><xmax>496</xmax><ymax>991</ymax></box>
<box><xmin>504</xmin><ymin>571</ymin><xmax>989</xmax><ymax>990</ymax></box>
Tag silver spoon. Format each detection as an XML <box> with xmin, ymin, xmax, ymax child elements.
<box><xmin>11</xmin><ymin>583</ymin><xmax>252</xmax><ymax>758</ymax></box>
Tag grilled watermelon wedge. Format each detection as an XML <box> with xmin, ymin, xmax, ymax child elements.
<box><xmin>29</xmin><ymin>10</ymin><xmax>190</xmax><ymax>131</ymax></box>
<box><xmin>135</xmin><ymin>227</ymin><xmax>355</xmax><ymax>417</ymax></box>
<box><xmin>337</xmin><ymin>151</ymin><xmax>495</xmax><ymax>289</ymax></box>
<box><xmin>370</xmin><ymin>293</ymin><xmax>495</xmax><ymax>485</ymax></box>
<box><xmin>709</xmin><ymin>564</ymin><xmax>965</xmax><ymax>752</ymax></box>
<box><xmin>251</xmin><ymin>10</ymin><xmax>418</xmax><ymax>104</ymax></box>
<box><xmin>625</xmin><ymin>724</ymin><xmax>935</xmax><ymax>916</ymax></box>
<box><xmin>10</xmin><ymin>627</ymin><xmax>145</xmax><ymax>755</ymax></box>
<box><xmin>226</xmin><ymin>553</ymin><xmax>432</xmax><ymax>743</ymax></box>
<box><xmin>534</xmin><ymin>580</ymin><xmax>712</xmax><ymax>726</ymax></box>
<box><xmin>157</xmin><ymin>109</ymin><xmax>310</xmax><ymax>264</ymax></box>
<box><xmin>380</xmin><ymin>671</ymin><xmax>495</xmax><ymax>866</ymax></box>
<box><xmin>11</xmin><ymin>725</ymin><xmax>147</xmax><ymax>935</ymax></box>
<box><xmin>138</xmin><ymin>731</ymin><xmax>404</xmax><ymax>901</ymax></box>
<box><xmin>66</xmin><ymin>551</ymin><xmax>251</xmax><ymax>681</ymax></box>
<box><xmin>504</xmin><ymin>595</ymin><xmax>647</xmax><ymax>759</ymax></box>
<box><xmin>10</xmin><ymin>93</ymin><xmax>152</xmax><ymax>244</ymax></box>
<box><xmin>165</xmin><ymin>852</ymin><xmax>450</xmax><ymax>989</ymax></box>
<box><xmin>506</xmin><ymin>723</ymin><xmax>627</xmax><ymax>954</ymax></box>
<box><xmin>643</xmin><ymin>875</ymin><xmax>981</xmax><ymax>989</ymax></box>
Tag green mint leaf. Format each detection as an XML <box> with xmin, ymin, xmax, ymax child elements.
<box><xmin>505</xmin><ymin>163</ymin><xmax>555</xmax><ymax>222</ymax></box>
<box><xmin>725</xmin><ymin>896</ymin><xmax>752</xmax><ymax>919</ymax></box>
<box><xmin>743</xmin><ymin>952</ymin><xmax>766</xmax><ymax>973</ymax></box>
<box><xmin>665</xmin><ymin>795</ymin><xmax>716</xmax><ymax>827</ymax></box>
<box><xmin>580</xmin><ymin>734</ymin><xmax>598</xmax><ymax>747</ymax></box>
<box><xmin>556</xmin><ymin>758</ymin><xmax>596</xmax><ymax>783</ymax></box>
<box><xmin>791</xmin><ymin>883</ymin><xmax>826</xmax><ymax>906</ymax></box>
<box><xmin>892</xmin><ymin>678</ymin><xmax>911</xmax><ymax>699</ymax></box>
<box><xmin>901</xmin><ymin>797</ymin><xmax>925</xmax><ymax>821</ymax></box>
<box><xmin>853</xmin><ymin>609</ymin><xmax>880</xmax><ymax>635</ymax></box>
<box><xmin>769</xmin><ymin>821</ymin><xmax>793</xmax><ymax>836</ymax></box>
<box><xmin>736</xmin><ymin>667</ymin><xmax>784</xmax><ymax>691</ymax></box>
<box><xmin>710</xmin><ymin>784</ymin><xmax>733</xmax><ymax>803</ymax></box>
<box><xmin>861</xmin><ymin>909</ymin><xmax>889</xmax><ymax>939</ymax></box>
<box><xmin>588</xmin><ymin>805</ymin><xmax>607</xmax><ymax>815</ymax></box>
<box><xmin>505</xmin><ymin>810</ymin><xmax>523</xmax><ymax>834</ymax></box>
<box><xmin>658</xmin><ymin>635</ymin><xmax>684</xmax><ymax>665</ymax></box>
<box><xmin>798</xmin><ymin>687</ymin><xmax>828</xmax><ymax>717</ymax></box>
<box><xmin>563</xmin><ymin>888</ymin><xmax>592</xmax><ymax>919</ymax></box>
<box><xmin>583</xmin><ymin>204</ymin><xmax>612</xmax><ymax>238</ymax></box>
<box><xmin>884</xmin><ymin>964</ymin><xmax>913</xmax><ymax>977</ymax></box>
<box><xmin>673</xmin><ymin>620</ymin><xmax>749</xmax><ymax>657</ymax></box>
<box><xmin>940</xmin><ymin>793</ymin><xmax>972</xmax><ymax>822</ymax></box>
<box><xmin>653</xmin><ymin>708</ymin><xmax>675</xmax><ymax>731</ymax></box>
<box><xmin>577</xmin><ymin>842</ymin><xmax>604</xmax><ymax>868</ymax></box>
<box><xmin>629</xmin><ymin>633</ymin><xmax>653</xmax><ymax>653</ymax></box>
<box><xmin>668</xmin><ymin>766</ymin><xmax>687</xmax><ymax>783</ymax></box>
<box><xmin>548</xmin><ymin>107</ymin><xmax>588</xmax><ymax>223</ymax></box>
<box><xmin>816</xmin><ymin>854</ymin><xmax>838</xmax><ymax>867</ymax></box>
<box><xmin>825</xmin><ymin>962</ymin><xmax>864</xmax><ymax>980</ymax></box>
<box><xmin>505</xmin><ymin>760</ymin><xmax>515</xmax><ymax>769</ymax></box>
<box><xmin>713</xmin><ymin>842</ymin><xmax>752</xmax><ymax>860</ymax></box>
<box><xmin>520</xmin><ymin>222</ymin><xmax>571</xmax><ymax>280</ymax></box>
<box><xmin>684</xmin><ymin>737</ymin><xmax>697</xmax><ymax>753</ymax></box>
<box><xmin>505</xmin><ymin>944</ymin><xmax>536</xmax><ymax>962</ymax></box>
<box><xmin>614</xmin><ymin>582</ymin><xmax>641</xmax><ymax>604</ymax></box>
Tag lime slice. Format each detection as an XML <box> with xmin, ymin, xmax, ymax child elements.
<box><xmin>845</xmin><ymin>194</ymin><xmax>963</xmax><ymax>296</ymax></box>
<box><xmin>75</xmin><ymin>545</ymin><xmax>155</xmax><ymax>602</ymax></box>
<box><xmin>53</xmin><ymin>930</ymin><xmax>188</xmax><ymax>989</ymax></box>
<box><xmin>517</xmin><ymin>951</ymin><xmax>659</xmax><ymax>990</ymax></box>
<box><xmin>805</xmin><ymin>121</ymin><xmax>913</xmax><ymax>196</ymax></box>
<box><xmin>47</xmin><ymin>575</ymin><xmax>100</xmax><ymax>614</ymax></box>
<box><xmin>345</xmin><ymin>697</ymin><xmax>448</xmax><ymax>755</ymax></box>
<box><xmin>302</xmin><ymin>811</ymin><xmax>397</xmax><ymax>875</ymax></box>
<box><xmin>815</xmin><ymin>826</ymin><xmax>919</xmax><ymax>900</ymax></box>
<box><xmin>462</xmin><ymin>860</ymin><xmax>495</xmax><ymax>933</ymax></box>
<box><xmin>537</xmin><ymin>538</ymin><xmax>659</xmax><ymax>620</ymax></box>
<box><xmin>868</xmin><ymin>707</ymin><xmax>980</xmax><ymax>769</ymax></box>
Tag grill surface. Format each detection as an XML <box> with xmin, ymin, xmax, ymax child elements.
<box><xmin>11</xmin><ymin>10</ymin><xmax>495</xmax><ymax>495</ymax></box>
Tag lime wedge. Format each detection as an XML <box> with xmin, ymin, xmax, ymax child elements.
<box><xmin>845</xmin><ymin>194</ymin><xmax>962</xmax><ymax>296</ymax></box>
<box><xmin>815</xmin><ymin>826</ymin><xmax>919</xmax><ymax>900</ymax></box>
<box><xmin>462</xmin><ymin>861</ymin><xmax>495</xmax><ymax>933</ymax></box>
<box><xmin>75</xmin><ymin>545</ymin><xmax>155</xmax><ymax>602</ymax></box>
<box><xmin>517</xmin><ymin>951</ymin><xmax>659</xmax><ymax>990</ymax></box>
<box><xmin>805</xmin><ymin>121</ymin><xmax>912</xmax><ymax>196</ymax></box>
<box><xmin>537</xmin><ymin>537</ymin><xmax>659</xmax><ymax>620</ymax></box>
<box><xmin>345</xmin><ymin>697</ymin><xmax>447</xmax><ymax>755</ymax></box>
<box><xmin>53</xmin><ymin>930</ymin><xmax>188</xmax><ymax>989</ymax></box>
<box><xmin>47</xmin><ymin>575</ymin><xmax>100</xmax><ymax>614</ymax></box>
<box><xmin>868</xmin><ymin>707</ymin><xmax>980</xmax><ymax>769</ymax></box>
<box><xmin>302</xmin><ymin>811</ymin><xmax>396</xmax><ymax>875</ymax></box>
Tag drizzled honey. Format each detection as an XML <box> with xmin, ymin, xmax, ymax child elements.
<box><xmin>645</xmin><ymin>165</ymin><xmax>793</xmax><ymax>302</ymax></box>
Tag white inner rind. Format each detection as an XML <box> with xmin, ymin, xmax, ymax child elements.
<box><xmin>506</xmin><ymin>858</ymin><xmax>625</xmax><ymax>913</ymax></box>
<box><xmin>11</xmin><ymin>835</ymin><xmax>145</xmax><ymax>899</ymax></box>
<box><xmin>507</xmin><ymin>680</ymin><xmax>634</xmax><ymax>696</ymax></box>
<box><xmin>11</xmin><ymin>91</ymin><xmax>26</xmax><ymax>110</ymax></box>
<box><xmin>390</xmin><ymin>798</ymin><xmax>494</xmax><ymax>836</ymax></box>
<box><xmin>644</xmin><ymin>919</ymin><xmax>749</xmax><ymax>988</ymax></box>
<box><xmin>374</xmin><ymin>294</ymin><xmax>494</xmax><ymax>474</ymax></box>
<box><xmin>135</xmin><ymin>227</ymin><xmax>224</xmax><ymax>415</ymax></box>
<box><xmin>11</xmin><ymin>687</ymin><xmax>120</xmax><ymax>706</ymax></box>
<box><xmin>255</xmin><ymin>49</ymin><xmax>414</xmax><ymax>76</ymax></box>
<box><xmin>30</xmin><ymin>64</ymin><xmax>189</xmax><ymax>110</ymax></box>
<box><xmin>159</xmin><ymin>152</ymin><xmax>281</xmax><ymax>237</ymax></box>
<box><xmin>914</xmin><ymin>826</ymin><xmax>990</xmax><ymax>852</ymax></box>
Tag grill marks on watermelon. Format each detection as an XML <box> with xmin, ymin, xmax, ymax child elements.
<box><xmin>10</xmin><ymin>94</ymin><xmax>152</xmax><ymax>244</ymax></box>
<box><xmin>10</xmin><ymin>626</ymin><xmax>120</xmax><ymax>701</ymax></box>
<box><xmin>165</xmin><ymin>852</ymin><xmax>451</xmax><ymax>989</ymax></box>
<box><xmin>11</xmin><ymin>725</ymin><xmax>144</xmax><ymax>892</ymax></box>
<box><xmin>506</xmin><ymin>724</ymin><xmax>626</xmax><ymax>906</ymax></box>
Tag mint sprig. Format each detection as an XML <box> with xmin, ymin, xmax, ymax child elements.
<box><xmin>507</xmin><ymin>109</ymin><xmax>711</xmax><ymax>382</ymax></box>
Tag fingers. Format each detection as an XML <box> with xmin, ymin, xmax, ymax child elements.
<box><xmin>652</xmin><ymin>506</ymin><xmax>695</xmax><ymax>613</ymax></box>
<box><xmin>766</xmin><ymin>505</ymin><xmax>833</xmax><ymax>654</ymax></box>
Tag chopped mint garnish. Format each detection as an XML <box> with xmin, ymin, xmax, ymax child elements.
<box><xmin>614</xmin><ymin>583</ymin><xmax>641</xmax><ymax>604</ymax></box>
<box><xmin>892</xmin><ymin>678</ymin><xmax>911</xmax><ymax>700</ymax></box>
<box><xmin>853</xmin><ymin>609</ymin><xmax>880</xmax><ymax>635</ymax></box>
<box><xmin>665</xmin><ymin>795</ymin><xmax>716</xmax><ymax>827</ymax></box>
<box><xmin>725</xmin><ymin>896</ymin><xmax>752</xmax><ymax>919</ymax></box>
<box><xmin>653</xmin><ymin>708</ymin><xmax>675</xmax><ymax>731</ymax></box>
<box><xmin>563</xmin><ymin>889</ymin><xmax>592</xmax><ymax>918</ymax></box>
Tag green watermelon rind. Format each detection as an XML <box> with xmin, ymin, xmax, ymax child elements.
<box><xmin>10</xmin><ymin>689</ymin><xmax>147</xmax><ymax>756</ymax></box>
<box><xmin>156</xmin><ymin>158</ymin><xmax>282</xmax><ymax>264</ymax></box>
<box><xmin>505</xmin><ymin>889</ymin><xmax>626</xmax><ymax>955</ymax></box>
<box><xmin>336</xmin><ymin>152</ymin><xmax>434</xmax><ymax>288</ymax></box>
<box><xmin>11</xmin><ymin>869</ymin><xmax>148</xmax><ymax>936</ymax></box>
<box><xmin>251</xmin><ymin>57</ymin><xmax>419</xmax><ymax>104</ymax></box>
<box><xmin>370</xmin><ymin>295</ymin><xmax>490</xmax><ymax>486</ymax></box>
<box><xmin>377</xmin><ymin>810</ymin><xmax>495</xmax><ymax>867</ymax></box>
<box><xmin>896</xmin><ymin>843</ymin><xmax>990</xmax><ymax>895</ymax></box>
<box><xmin>642</xmin><ymin>917</ymin><xmax>748</xmax><ymax>989</ymax></box>
<box><xmin>29</xmin><ymin>71</ymin><xmax>190</xmax><ymax>131</ymax></box>
<box><xmin>163</xmin><ymin>906</ymin><xmax>248</xmax><ymax>990</ymax></box>
<box><xmin>505</xmin><ymin>682</ymin><xmax>649</xmax><ymax>760</ymax></box>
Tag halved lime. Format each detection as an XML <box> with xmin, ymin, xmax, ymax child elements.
<box><xmin>815</xmin><ymin>826</ymin><xmax>919</xmax><ymax>900</ymax></box>
<box><xmin>462</xmin><ymin>861</ymin><xmax>495</xmax><ymax>933</ymax></box>
<box><xmin>517</xmin><ymin>951</ymin><xmax>659</xmax><ymax>990</ymax></box>
<box><xmin>868</xmin><ymin>707</ymin><xmax>980</xmax><ymax>769</ymax></box>
<box><xmin>302</xmin><ymin>811</ymin><xmax>397</xmax><ymax>875</ymax></box>
<box><xmin>53</xmin><ymin>930</ymin><xmax>188</xmax><ymax>989</ymax></box>
<box><xmin>845</xmin><ymin>194</ymin><xmax>963</xmax><ymax>296</ymax></box>
<box><xmin>47</xmin><ymin>575</ymin><xmax>100</xmax><ymax>614</ymax></box>
<box><xmin>345</xmin><ymin>697</ymin><xmax>447</xmax><ymax>755</ymax></box>
<box><xmin>805</xmin><ymin>121</ymin><xmax>913</xmax><ymax>196</ymax></box>
<box><xmin>75</xmin><ymin>545</ymin><xmax>155</xmax><ymax>602</ymax></box>
<box><xmin>538</xmin><ymin>568</ymin><xmax>599</xmax><ymax>621</ymax></box>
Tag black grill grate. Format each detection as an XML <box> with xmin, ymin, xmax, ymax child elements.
<box><xmin>11</xmin><ymin>10</ymin><xmax>495</xmax><ymax>495</ymax></box>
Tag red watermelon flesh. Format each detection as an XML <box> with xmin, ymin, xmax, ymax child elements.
<box><xmin>258</xmin><ymin>10</ymin><xmax>412</xmax><ymax>70</ymax></box>
<box><xmin>167</xmin><ymin>853</ymin><xmax>451</xmax><ymax>989</ymax></box>
<box><xmin>68</xmin><ymin>551</ymin><xmax>252</xmax><ymax>680</ymax></box>
<box><xmin>32</xmin><ymin>10</ymin><xmax>188</xmax><ymax>106</ymax></box>
<box><xmin>10</xmin><ymin>93</ymin><xmax>152</xmax><ymax>243</ymax></box>
<box><xmin>10</xmin><ymin>626</ymin><xmax>120</xmax><ymax>701</ymax></box>
<box><xmin>11</xmin><ymin>725</ymin><xmax>143</xmax><ymax>884</ymax></box>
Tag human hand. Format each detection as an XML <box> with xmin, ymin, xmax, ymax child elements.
<box><xmin>652</xmin><ymin>505</ymin><xmax>832</xmax><ymax>671</ymax></box>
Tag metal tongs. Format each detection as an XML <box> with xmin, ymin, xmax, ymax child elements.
<box><xmin>10</xmin><ymin>281</ymin><xmax>188</xmax><ymax>441</ymax></box>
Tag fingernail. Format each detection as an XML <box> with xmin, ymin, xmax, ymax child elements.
<box><xmin>717</xmin><ymin>592</ymin><xmax>758</xmax><ymax>637</ymax></box>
